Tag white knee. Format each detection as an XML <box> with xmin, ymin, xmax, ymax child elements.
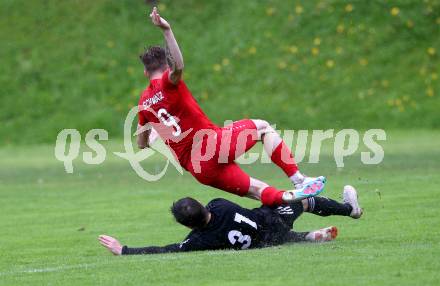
<box><xmin>251</xmin><ymin>119</ymin><xmax>275</xmax><ymax>139</ymax></box>
<box><xmin>251</xmin><ymin>119</ymin><xmax>270</xmax><ymax>131</ymax></box>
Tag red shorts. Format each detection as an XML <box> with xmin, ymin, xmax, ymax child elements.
<box><xmin>186</xmin><ymin>119</ymin><xmax>258</xmax><ymax>196</ymax></box>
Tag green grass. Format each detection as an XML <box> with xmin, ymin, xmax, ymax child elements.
<box><xmin>0</xmin><ymin>130</ymin><xmax>439</xmax><ymax>285</ymax></box>
<box><xmin>1</xmin><ymin>0</ymin><xmax>440</xmax><ymax>144</ymax></box>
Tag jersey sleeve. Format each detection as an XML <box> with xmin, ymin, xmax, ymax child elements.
<box><xmin>161</xmin><ymin>69</ymin><xmax>180</xmax><ymax>90</ymax></box>
<box><xmin>177</xmin><ymin>234</ymin><xmax>212</xmax><ymax>252</ymax></box>
<box><xmin>121</xmin><ymin>243</ymin><xmax>181</xmax><ymax>255</ymax></box>
<box><xmin>138</xmin><ymin>112</ymin><xmax>147</xmax><ymax>126</ymax></box>
<box><xmin>137</xmin><ymin>97</ymin><xmax>148</xmax><ymax>126</ymax></box>
<box><xmin>120</xmin><ymin>233</ymin><xmax>211</xmax><ymax>255</ymax></box>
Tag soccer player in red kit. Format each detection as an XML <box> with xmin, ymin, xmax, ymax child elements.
<box><xmin>136</xmin><ymin>7</ymin><xmax>326</xmax><ymax>207</ymax></box>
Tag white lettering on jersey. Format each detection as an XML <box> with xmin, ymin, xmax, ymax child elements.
<box><xmin>142</xmin><ymin>92</ymin><xmax>164</xmax><ymax>109</ymax></box>
<box><xmin>276</xmin><ymin>206</ymin><xmax>294</xmax><ymax>215</ymax></box>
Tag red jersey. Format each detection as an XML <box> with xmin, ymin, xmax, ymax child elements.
<box><xmin>138</xmin><ymin>70</ymin><xmax>218</xmax><ymax>168</ymax></box>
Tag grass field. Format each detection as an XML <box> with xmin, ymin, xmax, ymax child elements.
<box><xmin>1</xmin><ymin>0</ymin><xmax>439</xmax><ymax>144</ymax></box>
<box><xmin>1</xmin><ymin>130</ymin><xmax>439</xmax><ymax>285</ymax></box>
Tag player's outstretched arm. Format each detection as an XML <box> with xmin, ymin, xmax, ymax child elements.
<box><xmin>136</xmin><ymin>124</ymin><xmax>151</xmax><ymax>149</ymax></box>
<box><xmin>136</xmin><ymin>123</ymin><xmax>159</xmax><ymax>149</ymax></box>
<box><xmin>150</xmin><ymin>7</ymin><xmax>184</xmax><ymax>84</ymax></box>
<box><xmin>99</xmin><ymin>235</ymin><xmax>183</xmax><ymax>255</ymax></box>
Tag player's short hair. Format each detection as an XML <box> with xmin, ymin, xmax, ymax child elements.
<box><xmin>139</xmin><ymin>46</ymin><xmax>167</xmax><ymax>74</ymax></box>
<box><xmin>171</xmin><ymin>197</ymin><xmax>209</xmax><ymax>229</ymax></box>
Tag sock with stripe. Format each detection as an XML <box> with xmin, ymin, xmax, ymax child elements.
<box><xmin>306</xmin><ymin>196</ymin><xmax>352</xmax><ymax>216</ymax></box>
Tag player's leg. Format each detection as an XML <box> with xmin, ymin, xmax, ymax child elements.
<box><xmin>286</xmin><ymin>227</ymin><xmax>338</xmax><ymax>243</ymax></box>
<box><xmin>190</xmin><ymin>162</ymin><xmax>324</xmax><ymax>206</ymax></box>
<box><xmin>220</xmin><ymin>119</ymin><xmax>297</xmax><ymax>177</ymax></box>
<box><xmin>302</xmin><ymin>185</ymin><xmax>363</xmax><ymax>219</ymax></box>
<box><xmin>219</xmin><ymin>119</ymin><xmax>325</xmax><ymax>189</ymax></box>
<box><xmin>251</xmin><ymin>119</ymin><xmax>325</xmax><ymax>189</ymax></box>
<box><xmin>217</xmin><ymin>119</ymin><xmax>259</xmax><ymax>163</ymax></box>
<box><xmin>248</xmin><ymin>177</ymin><xmax>326</xmax><ymax>206</ymax></box>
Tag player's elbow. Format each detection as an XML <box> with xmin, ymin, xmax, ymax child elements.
<box><xmin>138</xmin><ymin>144</ymin><xmax>147</xmax><ymax>149</ymax></box>
<box><xmin>137</xmin><ymin>137</ymin><xmax>148</xmax><ymax>149</ymax></box>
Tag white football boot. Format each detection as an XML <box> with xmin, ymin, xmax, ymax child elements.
<box><xmin>343</xmin><ymin>185</ymin><xmax>363</xmax><ymax>219</ymax></box>
<box><xmin>305</xmin><ymin>226</ymin><xmax>338</xmax><ymax>242</ymax></box>
<box><xmin>282</xmin><ymin>176</ymin><xmax>327</xmax><ymax>202</ymax></box>
<box><xmin>294</xmin><ymin>175</ymin><xmax>327</xmax><ymax>190</ymax></box>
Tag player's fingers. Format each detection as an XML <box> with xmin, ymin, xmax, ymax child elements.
<box><xmin>99</xmin><ymin>240</ymin><xmax>110</xmax><ymax>247</ymax></box>
<box><xmin>99</xmin><ymin>237</ymin><xmax>109</xmax><ymax>244</ymax></box>
<box><xmin>99</xmin><ymin>236</ymin><xmax>112</xmax><ymax>244</ymax></box>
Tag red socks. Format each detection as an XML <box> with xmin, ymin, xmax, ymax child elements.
<box><xmin>270</xmin><ymin>142</ymin><xmax>298</xmax><ymax>177</ymax></box>
<box><xmin>261</xmin><ymin>187</ymin><xmax>285</xmax><ymax>206</ymax></box>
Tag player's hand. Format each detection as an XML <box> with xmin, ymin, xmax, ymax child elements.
<box><xmin>99</xmin><ymin>235</ymin><xmax>123</xmax><ymax>255</ymax></box>
<box><xmin>150</xmin><ymin>7</ymin><xmax>170</xmax><ymax>30</ymax></box>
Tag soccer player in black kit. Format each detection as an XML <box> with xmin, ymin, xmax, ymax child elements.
<box><xmin>99</xmin><ymin>186</ymin><xmax>362</xmax><ymax>255</ymax></box>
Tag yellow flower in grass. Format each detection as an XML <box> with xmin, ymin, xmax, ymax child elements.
<box><xmin>295</xmin><ymin>5</ymin><xmax>304</xmax><ymax>14</ymax></box>
<box><xmin>326</xmin><ymin>59</ymin><xmax>335</xmax><ymax>68</ymax></box>
<box><xmin>359</xmin><ymin>58</ymin><xmax>368</xmax><ymax>66</ymax></box>
<box><xmin>266</xmin><ymin>7</ymin><xmax>275</xmax><ymax>16</ymax></box>
<box><xmin>313</xmin><ymin>37</ymin><xmax>321</xmax><ymax>46</ymax></box>
<box><xmin>431</xmin><ymin>73</ymin><xmax>438</xmax><ymax>80</ymax></box>
<box><xmin>390</xmin><ymin>7</ymin><xmax>400</xmax><ymax>16</ymax></box>
<box><xmin>336</xmin><ymin>47</ymin><xmax>343</xmax><ymax>54</ymax></box>
<box><xmin>158</xmin><ymin>3</ymin><xmax>167</xmax><ymax>11</ymax></box>
<box><xmin>426</xmin><ymin>87</ymin><xmax>434</xmax><ymax>97</ymax></box>
<box><xmin>345</xmin><ymin>4</ymin><xmax>353</xmax><ymax>13</ymax></box>
<box><xmin>288</xmin><ymin>45</ymin><xmax>299</xmax><ymax>54</ymax></box>
<box><xmin>106</xmin><ymin>41</ymin><xmax>115</xmax><ymax>48</ymax></box>
<box><xmin>427</xmin><ymin>47</ymin><xmax>436</xmax><ymax>56</ymax></box>
<box><xmin>248</xmin><ymin>46</ymin><xmax>257</xmax><ymax>55</ymax></box>
<box><xmin>337</xmin><ymin>24</ymin><xmax>345</xmax><ymax>33</ymax></box>
<box><xmin>222</xmin><ymin>58</ymin><xmax>230</xmax><ymax>66</ymax></box>
<box><xmin>278</xmin><ymin>61</ymin><xmax>287</xmax><ymax>70</ymax></box>
<box><xmin>213</xmin><ymin>64</ymin><xmax>222</xmax><ymax>72</ymax></box>
<box><xmin>311</xmin><ymin>47</ymin><xmax>319</xmax><ymax>56</ymax></box>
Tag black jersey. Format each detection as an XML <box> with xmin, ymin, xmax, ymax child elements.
<box><xmin>122</xmin><ymin>198</ymin><xmax>303</xmax><ymax>255</ymax></box>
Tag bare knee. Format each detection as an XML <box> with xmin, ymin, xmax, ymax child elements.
<box><xmin>251</xmin><ymin>119</ymin><xmax>275</xmax><ymax>140</ymax></box>
<box><xmin>247</xmin><ymin>178</ymin><xmax>269</xmax><ymax>200</ymax></box>
<box><xmin>251</xmin><ymin>119</ymin><xmax>270</xmax><ymax>131</ymax></box>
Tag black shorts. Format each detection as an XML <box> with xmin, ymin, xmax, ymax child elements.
<box><xmin>252</xmin><ymin>201</ymin><xmax>304</xmax><ymax>246</ymax></box>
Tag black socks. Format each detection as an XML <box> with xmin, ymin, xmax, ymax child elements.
<box><xmin>306</xmin><ymin>196</ymin><xmax>352</xmax><ymax>217</ymax></box>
